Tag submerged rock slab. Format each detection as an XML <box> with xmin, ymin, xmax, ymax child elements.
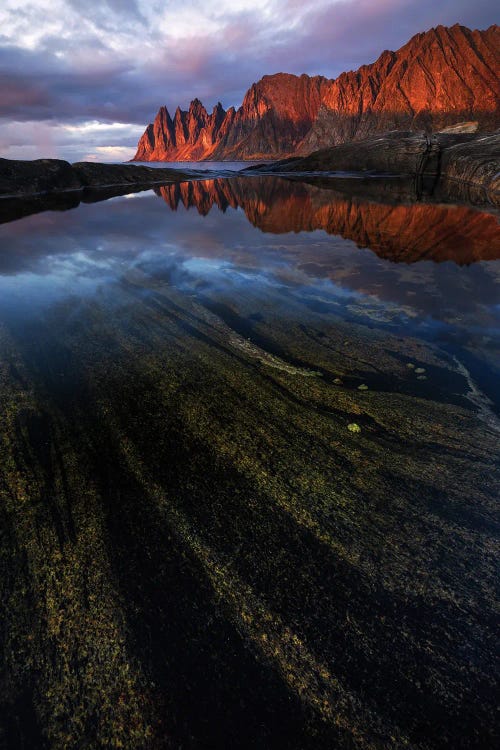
<box><xmin>0</xmin><ymin>176</ymin><xmax>499</xmax><ymax>748</ymax></box>
<box><xmin>0</xmin><ymin>269</ymin><xmax>498</xmax><ymax>749</ymax></box>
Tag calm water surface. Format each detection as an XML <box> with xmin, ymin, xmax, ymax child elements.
<box><xmin>131</xmin><ymin>159</ymin><xmax>265</xmax><ymax>171</ymax></box>
<box><xmin>0</xmin><ymin>176</ymin><xmax>498</xmax><ymax>749</ymax></box>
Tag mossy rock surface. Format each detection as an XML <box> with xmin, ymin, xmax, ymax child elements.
<box><xmin>0</xmin><ymin>214</ymin><xmax>498</xmax><ymax>750</ymax></box>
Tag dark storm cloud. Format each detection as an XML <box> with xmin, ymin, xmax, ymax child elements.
<box><xmin>0</xmin><ymin>43</ymin><xmax>152</xmax><ymax>124</ymax></box>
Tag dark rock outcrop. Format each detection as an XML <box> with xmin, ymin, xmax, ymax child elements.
<box><xmin>0</xmin><ymin>158</ymin><xmax>198</xmax><ymax>198</ymax></box>
<box><xmin>2</xmin><ymin>131</ymin><xmax>498</xmax><ymax>210</ymax></box>
<box><xmin>247</xmin><ymin>131</ymin><xmax>500</xmax><ymax>206</ymax></box>
<box><xmin>438</xmin><ymin>133</ymin><xmax>500</xmax><ymax>192</ymax></box>
<box><xmin>134</xmin><ymin>24</ymin><xmax>500</xmax><ymax>161</ymax></box>
<box><xmin>70</xmin><ymin>161</ymin><xmax>195</xmax><ymax>188</ymax></box>
<box><xmin>0</xmin><ymin>158</ymin><xmax>82</xmax><ymax>197</ymax></box>
<box><xmin>250</xmin><ymin>132</ymin><xmax>441</xmax><ymax>175</ymax></box>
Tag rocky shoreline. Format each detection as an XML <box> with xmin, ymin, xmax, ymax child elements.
<box><xmin>246</xmin><ymin>131</ymin><xmax>500</xmax><ymax>206</ymax></box>
<box><xmin>0</xmin><ymin>158</ymin><xmax>201</xmax><ymax>199</ymax></box>
<box><xmin>1</xmin><ymin>130</ymin><xmax>499</xmax><ymax>208</ymax></box>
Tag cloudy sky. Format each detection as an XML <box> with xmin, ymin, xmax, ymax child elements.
<box><xmin>0</xmin><ymin>0</ymin><xmax>497</xmax><ymax>162</ymax></box>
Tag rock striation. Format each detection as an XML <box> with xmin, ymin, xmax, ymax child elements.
<box><xmin>134</xmin><ymin>24</ymin><xmax>500</xmax><ymax>161</ymax></box>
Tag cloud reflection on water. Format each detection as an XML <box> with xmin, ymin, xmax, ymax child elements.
<box><xmin>0</xmin><ymin>178</ymin><xmax>498</xmax><ymax>372</ymax></box>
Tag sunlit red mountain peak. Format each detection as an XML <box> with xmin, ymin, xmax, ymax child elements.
<box><xmin>134</xmin><ymin>23</ymin><xmax>500</xmax><ymax>162</ymax></box>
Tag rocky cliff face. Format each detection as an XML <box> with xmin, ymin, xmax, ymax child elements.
<box><xmin>301</xmin><ymin>24</ymin><xmax>500</xmax><ymax>153</ymax></box>
<box><xmin>134</xmin><ymin>73</ymin><xmax>329</xmax><ymax>161</ymax></box>
<box><xmin>134</xmin><ymin>24</ymin><xmax>500</xmax><ymax>162</ymax></box>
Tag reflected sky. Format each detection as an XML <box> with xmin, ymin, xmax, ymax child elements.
<box><xmin>0</xmin><ymin>177</ymin><xmax>499</xmax><ymax>386</ymax></box>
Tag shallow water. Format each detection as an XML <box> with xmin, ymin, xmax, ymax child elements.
<box><xmin>0</xmin><ymin>176</ymin><xmax>498</xmax><ymax>749</ymax></box>
<box><xmin>130</xmin><ymin>159</ymin><xmax>265</xmax><ymax>172</ymax></box>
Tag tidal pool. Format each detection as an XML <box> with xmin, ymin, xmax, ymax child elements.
<box><xmin>0</xmin><ymin>176</ymin><xmax>498</xmax><ymax>749</ymax></box>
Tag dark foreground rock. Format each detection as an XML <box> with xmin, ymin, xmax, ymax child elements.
<box><xmin>438</xmin><ymin>133</ymin><xmax>500</xmax><ymax>191</ymax></box>
<box><xmin>0</xmin><ymin>158</ymin><xmax>199</xmax><ymax>198</ymax></box>
<box><xmin>0</xmin><ymin>158</ymin><xmax>82</xmax><ymax>197</ymax></box>
<box><xmin>248</xmin><ymin>131</ymin><xmax>442</xmax><ymax>174</ymax></box>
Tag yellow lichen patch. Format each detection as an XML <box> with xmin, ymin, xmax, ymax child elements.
<box><xmin>109</xmin><ymin>428</ymin><xmax>407</xmax><ymax>748</ymax></box>
<box><xmin>0</xmin><ymin>341</ymin><xmax>158</xmax><ymax>748</ymax></box>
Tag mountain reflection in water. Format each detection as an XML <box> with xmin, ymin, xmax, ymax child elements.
<box><xmin>155</xmin><ymin>176</ymin><xmax>500</xmax><ymax>264</ymax></box>
<box><xmin>1</xmin><ymin>176</ymin><xmax>498</xmax><ymax>388</ymax></box>
<box><xmin>0</xmin><ymin>176</ymin><xmax>498</xmax><ymax>750</ymax></box>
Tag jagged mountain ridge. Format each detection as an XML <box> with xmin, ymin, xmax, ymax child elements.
<box><xmin>135</xmin><ymin>73</ymin><xmax>330</xmax><ymax>161</ymax></box>
<box><xmin>134</xmin><ymin>24</ymin><xmax>500</xmax><ymax>161</ymax></box>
